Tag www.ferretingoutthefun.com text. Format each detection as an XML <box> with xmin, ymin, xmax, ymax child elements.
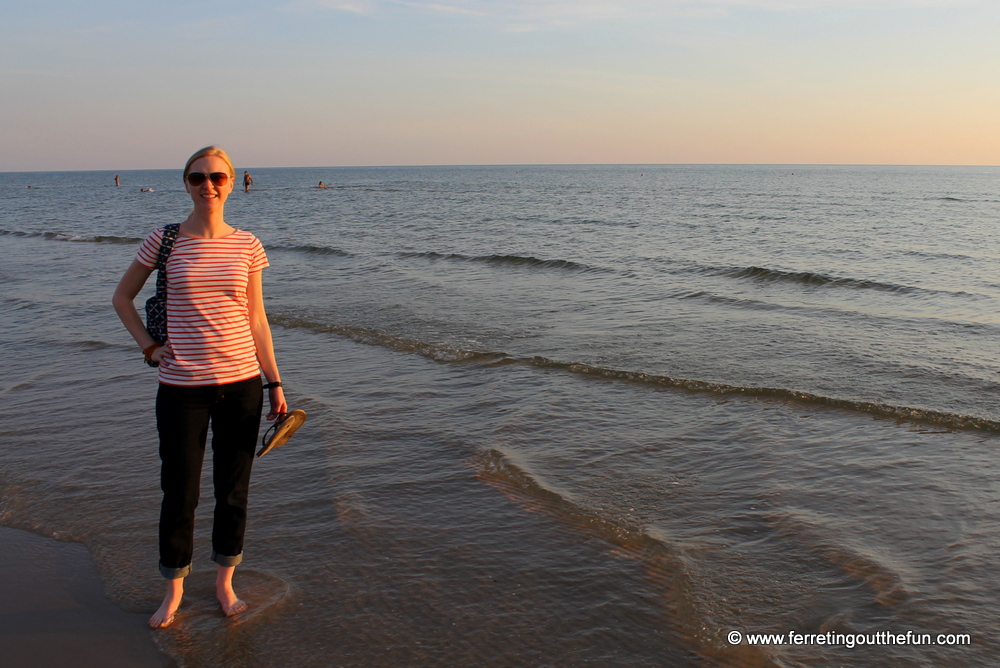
<box><xmin>727</xmin><ymin>630</ymin><xmax>971</xmax><ymax>649</ymax></box>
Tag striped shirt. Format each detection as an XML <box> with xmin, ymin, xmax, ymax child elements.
<box><xmin>136</xmin><ymin>227</ymin><xmax>269</xmax><ymax>387</ymax></box>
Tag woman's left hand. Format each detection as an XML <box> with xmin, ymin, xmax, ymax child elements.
<box><xmin>266</xmin><ymin>387</ymin><xmax>288</xmax><ymax>421</ymax></box>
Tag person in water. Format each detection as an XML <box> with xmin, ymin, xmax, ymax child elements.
<box><xmin>112</xmin><ymin>145</ymin><xmax>286</xmax><ymax>629</ymax></box>
<box><xmin>318</xmin><ymin>181</ymin><xmax>327</xmax><ymax>188</ymax></box>
<box><xmin>115</xmin><ymin>174</ymin><xmax>121</xmax><ymax>187</ymax></box>
<box><xmin>243</xmin><ymin>170</ymin><xmax>253</xmax><ymax>192</ymax></box>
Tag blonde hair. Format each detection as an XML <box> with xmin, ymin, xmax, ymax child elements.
<box><xmin>183</xmin><ymin>145</ymin><xmax>236</xmax><ymax>182</ymax></box>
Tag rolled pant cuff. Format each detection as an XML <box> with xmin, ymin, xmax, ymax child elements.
<box><xmin>159</xmin><ymin>562</ymin><xmax>192</xmax><ymax>580</ymax></box>
<box><xmin>212</xmin><ymin>550</ymin><xmax>243</xmax><ymax>567</ymax></box>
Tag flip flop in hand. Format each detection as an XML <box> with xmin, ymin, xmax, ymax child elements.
<box><xmin>257</xmin><ymin>409</ymin><xmax>307</xmax><ymax>458</ymax></box>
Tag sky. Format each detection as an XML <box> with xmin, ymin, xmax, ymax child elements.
<box><xmin>2</xmin><ymin>0</ymin><xmax>999</xmax><ymax>170</ymax></box>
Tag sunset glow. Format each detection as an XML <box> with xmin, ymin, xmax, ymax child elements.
<box><xmin>3</xmin><ymin>0</ymin><xmax>998</xmax><ymax>169</ymax></box>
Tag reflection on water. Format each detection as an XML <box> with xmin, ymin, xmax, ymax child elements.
<box><xmin>2</xmin><ymin>166</ymin><xmax>999</xmax><ymax>665</ymax></box>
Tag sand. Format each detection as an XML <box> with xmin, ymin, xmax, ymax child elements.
<box><xmin>0</xmin><ymin>526</ymin><xmax>174</xmax><ymax>668</ymax></box>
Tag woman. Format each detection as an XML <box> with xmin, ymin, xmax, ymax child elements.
<box><xmin>112</xmin><ymin>146</ymin><xmax>286</xmax><ymax>628</ymax></box>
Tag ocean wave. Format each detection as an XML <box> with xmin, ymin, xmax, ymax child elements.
<box><xmin>270</xmin><ymin>313</ymin><xmax>1000</xmax><ymax>433</ymax></box>
<box><xmin>266</xmin><ymin>243</ymin><xmax>351</xmax><ymax>257</ymax></box>
<box><xmin>0</xmin><ymin>229</ymin><xmax>142</xmax><ymax>245</ymax></box>
<box><xmin>474</xmin><ymin>448</ymin><xmax>779</xmax><ymax>666</ymax></box>
<box><xmin>715</xmin><ymin>265</ymin><xmax>914</xmax><ymax>293</ymax></box>
<box><xmin>66</xmin><ymin>340</ymin><xmax>115</xmax><ymax>350</ymax></box>
<box><xmin>684</xmin><ymin>291</ymin><xmax>784</xmax><ymax>311</ymax></box>
<box><xmin>680</xmin><ymin>261</ymin><xmax>978</xmax><ymax>298</ymax></box>
<box><xmin>398</xmin><ymin>251</ymin><xmax>608</xmax><ymax>273</ymax></box>
<box><xmin>675</xmin><ymin>289</ymin><xmax>996</xmax><ymax>331</ymax></box>
<box><xmin>474</xmin><ymin>448</ymin><xmax>655</xmax><ymax>549</ymax></box>
<box><xmin>536</xmin><ymin>359</ymin><xmax>1000</xmax><ymax>432</ymax></box>
<box><xmin>901</xmin><ymin>249</ymin><xmax>977</xmax><ymax>261</ymax></box>
<box><xmin>653</xmin><ymin>258</ymin><xmax>936</xmax><ymax>295</ymax></box>
<box><xmin>269</xmin><ymin>314</ymin><xmax>508</xmax><ymax>364</ymax></box>
<box><xmin>0</xmin><ymin>230</ymin><xmax>356</xmax><ymax>258</ymax></box>
<box><xmin>772</xmin><ymin>510</ymin><xmax>907</xmax><ymax>607</ymax></box>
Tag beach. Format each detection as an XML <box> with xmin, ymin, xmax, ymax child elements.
<box><xmin>2</xmin><ymin>164</ymin><xmax>998</xmax><ymax>666</ymax></box>
<box><xmin>0</xmin><ymin>526</ymin><xmax>172</xmax><ymax>667</ymax></box>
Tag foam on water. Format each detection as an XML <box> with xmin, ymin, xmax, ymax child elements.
<box><xmin>2</xmin><ymin>165</ymin><xmax>1000</xmax><ymax>665</ymax></box>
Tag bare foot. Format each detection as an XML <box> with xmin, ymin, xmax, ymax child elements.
<box><xmin>216</xmin><ymin>564</ymin><xmax>248</xmax><ymax>616</ymax></box>
<box><xmin>149</xmin><ymin>578</ymin><xmax>184</xmax><ymax>629</ymax></box>
<box><xmin>218</xmin><ymin>592</ymin><xmax>248</xmax><ymax>617</ymax></box>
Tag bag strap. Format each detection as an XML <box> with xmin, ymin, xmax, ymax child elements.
<box><xmin>154</xmin><ymin>223</ymin><xmax>180</xmax><ymax>270</ymax></box>
<box><xmin>153</xmin><ymin>223</ymin><xmax>181</xmax><ymax>302</ymax></box>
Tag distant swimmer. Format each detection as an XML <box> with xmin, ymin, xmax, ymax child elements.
<box><xmin>243</xmin><ymin>171</ymin><xmax>253</xmax><ymax>193</ymax></box>
<box><xmin>141</xmin><ymin>188</ymin><xmax>154</xmax><ymax>192</ymax></box>
<box><xmin>115</xmin><ymin>174</ymin><xmax>121</xmax><ymax>187</ymax></box>
<box><xmin>317</xmin><ymin>181</ymin><xmax>327</xmax><ymax>188</ymax></box>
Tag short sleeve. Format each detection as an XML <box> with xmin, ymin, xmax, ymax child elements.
<box><xmin>135</xmin><ymin>228</ymin><xmax>165</xmax><ymax>269</ymax></box>
<box><xmin>248</xmin><ymin>235</ymin><xmax>269</xmax><ymax>274</ymax></box>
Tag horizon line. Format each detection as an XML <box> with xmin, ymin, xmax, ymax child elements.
<box><xmin>4</xmin><ymin>162</ymin><xmax>1000</xmax><ymax>175</ymax></box>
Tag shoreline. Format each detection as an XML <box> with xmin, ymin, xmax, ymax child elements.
<box><xmin>0</xmin><ymin>525</ymin><xmax>174</xmax><ymax>668</ymax></box>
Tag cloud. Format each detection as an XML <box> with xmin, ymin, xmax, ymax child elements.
<box><xmin>308</xmin><ymin>0</ymin><xmax>379</xmax><ymax>13</ymax></box>
<box><xmin>396</xmin><ymin>0</ymin><xmax>656</xmax><ymax>22</ymax></box>
<box><xmin>702</xmin><ymin>0</ymin><xmax>970</xmax><ymax>7</ymax></box>
<box><xmin>393</xmin><ymin>0</ymin><xmax>493</xmax><ymax>16</ymax></box>
<box><xmin>306</xmin><ymin>0</ymin><xmax>973</xmax><ymax>19</ymax></box>
<box><xmin>296</xmin><ymin>0</ymin><xmax>973</xmax><ymax>31</ymax></box>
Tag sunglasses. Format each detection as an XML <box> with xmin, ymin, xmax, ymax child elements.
<box><xmin>186</xmin><ymin>172</ymin><xmax>231</xmax><ymax>187</ymax></box>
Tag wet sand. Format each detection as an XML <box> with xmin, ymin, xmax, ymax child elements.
<box><xmin>0</xmin><ymin>526</ymin><xmax>174</xmax><ymax>668</ymax></box>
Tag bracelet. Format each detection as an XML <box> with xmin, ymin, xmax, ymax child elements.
<box><xmin>143</xmin><ymin>343</ymin><xmax>163</xmax><ymax>366</ymax></box>
<box><xmin>263</xmin><ymin>381</ymin><xmax>283</xmax><ymax>390</ymax></box>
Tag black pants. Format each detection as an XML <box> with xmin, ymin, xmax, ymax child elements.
<box><xmin>155</xmin><ymin>376</ymin><xmax>263</xmax><ymax>579</ymax></box>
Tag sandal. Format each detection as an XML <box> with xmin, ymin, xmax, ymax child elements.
<box><xmin>257</xmin><ymin>409</ymin><xmax>307</xmax><ymax>458</ymax></box>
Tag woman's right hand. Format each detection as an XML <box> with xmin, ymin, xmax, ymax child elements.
<box><xmin>151</xmin><ymin>341</ymin><xmax>175</xmax><ymax>365</ymax></box>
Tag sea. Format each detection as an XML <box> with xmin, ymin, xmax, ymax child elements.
<box><xmin>1</xmin><ymin>164</ymin><xmax>999</xmax><ymax>667</ymax></box>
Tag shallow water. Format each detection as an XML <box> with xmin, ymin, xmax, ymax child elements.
<box><xmin>2</xmin><ymin>165</ymin><xmax>999</xmax><ymax>666</ymax></box>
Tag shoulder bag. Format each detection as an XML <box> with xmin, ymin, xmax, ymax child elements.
<box><xmin>144</xmin><ymin>223</ymin><xmax>181</xmax><ymax>354</ymax></box>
